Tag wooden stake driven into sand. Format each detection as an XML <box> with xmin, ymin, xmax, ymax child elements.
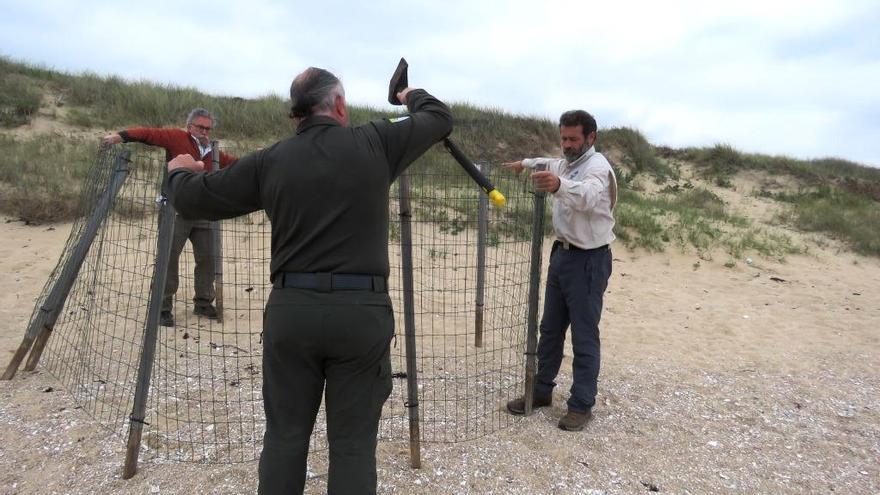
<box><xmin>2</xmin><ymin>150</ymin><xmax>132</xmax><ymax>380</ymax></box>
<box><xmin>523</xmin><ymin>184</ymin><xmax>546</xmax><ymax>415</ymax></box>
<box><xmin>397</xmin><ymin>171</ymin><xmax>423</xmax><ymax>468</ymax></box>
<box><xmin>474</xmin><ymin>162</ymin><xmax>490</xmax><ymax>348</ymax></box>
<box><xmin>210</xmin><ymin>143</ymin><xmax>224</xmax><ymax>322</ymax></box>
<box><xmin>123</xmin><ymin>192</ymin><xmax>175</xmax><ymax>479</ymax></box>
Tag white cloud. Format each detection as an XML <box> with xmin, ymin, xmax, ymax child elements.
<box><xmin>1</xmin><ymin>0</ymin><xmax>878</xmax><ymax>165</ymax></box>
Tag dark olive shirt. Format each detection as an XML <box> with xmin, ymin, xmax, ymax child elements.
<box><xmin>167</xmin><ymin>89</ymin><xmax>453</xmax><ymax>281</ymax></box>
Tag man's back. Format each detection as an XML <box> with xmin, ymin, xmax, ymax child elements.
<box><xmin>167</xmin><ymin>68</ymin><xmax>453</xmax><ymax>494</ymax></box>
<box><xmin>258</xmin><ymin>117</ymin><xmax>399</xmax><ymax>277</ymax></box>
<box><xmin>169</xmin><ymin>88</ymin><xmax>452</xmax><ymax>281</ymax></box>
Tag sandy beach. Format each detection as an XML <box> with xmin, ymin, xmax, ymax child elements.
<box><xmin>1</xmin><ymin>211</ymin><xmax>878</xmax><ymax>494</ymax></box>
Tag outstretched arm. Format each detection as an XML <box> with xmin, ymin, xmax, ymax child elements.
<box><xmin>377</xmin><ymin>88</ymin><xmax>453</xmax><ymax>178</ymax></box>
<box><xmin>166</xmin><ymin>152</ymin><xmax>263</xmax><ymax>220</ymax></box>
<box><xmin>502</xmin><ymin>160</ymin><xmax>525</xmax><ymax>175</ymax></box>
<box><xmin>503</xmin><ymin>158</ymin><xmax>563</xmax><ymax>192</ymax></box>
<box><xmin>101</xmin><ymin>133</ymin><xmax>122</xmax><ymax>146</ymax></box>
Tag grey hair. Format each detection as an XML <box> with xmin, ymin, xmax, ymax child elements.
<box><xmin>312</xmin><ymin>82</ymin><xmax>345</xmax><ymax>114</ymax></box>
<box><xmin>289</xmin><ymin>68</ymin><xmax>344</xmax><ymax>119</ymax></box>
<box><xmin>186</xmin><ymin>108</ymin><xmax>215</xmax><ymax>126</ymax></box>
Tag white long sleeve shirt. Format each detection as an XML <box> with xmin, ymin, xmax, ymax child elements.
<box><xmin>523</xmin><ymin>146</ymin><xmax>617</xmax><ymax>249</ymax></box>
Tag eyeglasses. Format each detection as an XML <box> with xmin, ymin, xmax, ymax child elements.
<box><xmin>190</xmin><ymin>124</ymin><xmax>213</xmax><ymax>132</ymax></box>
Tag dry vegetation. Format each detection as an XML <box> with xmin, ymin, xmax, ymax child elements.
<box><xmin>2</xmin><ymin>56</ymin><xmax>878</xmax><ymax>257</ymax></box>
<box><xmin>1</xmin><ymin>56</ymin><xmax>879</xmax><ymax>495</ymax></box>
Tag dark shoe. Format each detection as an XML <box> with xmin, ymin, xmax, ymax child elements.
<box><xmin>558</xmin><ymin>409</ymin><xmax>592</xmax><ymax>431</ymax></box>
<box><xmin>193</xmin><ymin>304</ymin><xmax>219</xmax><ymax>319</ymax></box>
<box><xmin>506</xmin><ymin>394</ymin><xmax>552</xmax><ymax>415</ymax></box>
<box><xmin>159</xmin><ymin>310</ymin><xmax>175</xmax><ymax>327</ymax></box>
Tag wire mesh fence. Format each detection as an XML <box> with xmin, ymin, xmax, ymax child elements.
<box><xmin>27</xmin><ymin>129</ymin><xmax>542</xmax><ymax>466</ymax></box>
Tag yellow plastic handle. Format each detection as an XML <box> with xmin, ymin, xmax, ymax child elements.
<box><xmin>488</xmin><ymin>189</ymin><xmax>506</xmax><ymax>208</ymax></box>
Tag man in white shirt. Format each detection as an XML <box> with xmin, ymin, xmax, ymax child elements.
<box><xmin>502</xmin><ymin>110</ymin><xmax>617</xmax><ymax>431</ymax></box>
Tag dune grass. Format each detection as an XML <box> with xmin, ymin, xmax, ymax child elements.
<box><xmin>675</xmin><ymin>144</ymin><xmax>880</xmax><ymax>186</ymax></box>
<box><xmin>0</xmin><ymin>72</ymin><xmax>44</xmax><ymax>127</ymax></box>
<box><xmin>763</xmin><ymin>186</ymin><xmax>880</xmax><ymax>256</ymax></box>
<box><xmin>0</xmin><ymin>134</ymin><xmax>97</xmax><ymax>223</ymax></box>
<box><xmin>1</xmin><ymin>56</ymin><xmax>877</xmax><ymax>258</ymax></box>
<box><xmin>614</xmin><ymin>185</ymin><xmax>801</xmax><ymax>259</ymax></box>
<box><xmin>599</xmin><ymin>127</ymin><xmax>678</xmax><ymax>181</ymax></box>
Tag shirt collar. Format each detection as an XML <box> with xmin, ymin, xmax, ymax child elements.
<box><xmin>190</xmin><ymin>134</ymin><xmax>212</xmax><ymax>157</ymax></box>
<box><xmin>566</xmin><ymin>146</ymin><xmax>596</xmax><ymax>168</ymax></box>
<box><xmin>296</xmin><ymin>116</ymin><xmax>341</xmax><ymax>135</ymax></box>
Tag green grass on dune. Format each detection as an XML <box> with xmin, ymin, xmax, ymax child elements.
<box><xmin>1</xmin><ymin>55</ymin><xmax>877</xmax><ymax>257</ymax></box>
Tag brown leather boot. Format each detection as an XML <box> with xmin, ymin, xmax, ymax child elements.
<box><xmin>506</xmin><ymin>394</ymin><xmax>551</xmax><ymax>415</ymax></box>
<box><xmin>558</xmin><ymin>409</ymin><xmax>592</xmax><ymax>431</ymax></box>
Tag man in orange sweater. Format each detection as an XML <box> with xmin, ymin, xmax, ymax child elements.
<box><xmin>102</xmin><ymin>108</ymin><xmax>237</xmax><ymax>326</ymax></box>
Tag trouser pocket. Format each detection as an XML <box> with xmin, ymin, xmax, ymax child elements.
<box><xmin>373</xmin><ymin>349</ymin><xmax>393</xmax><ymax>409</ymax></box>
<box><xmin>372</xmin><ymin>305</ymin><xmax>394</xmax><ymax>409</ymax></box>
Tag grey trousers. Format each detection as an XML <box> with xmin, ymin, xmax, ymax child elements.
<box><xmin>161</xmin><ymin>214</ymin><xmax>216</xmax><ymax>312</ymax></box>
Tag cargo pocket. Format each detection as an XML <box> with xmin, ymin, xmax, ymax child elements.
<box><xmin>370</xmin><ymin>305</ymin><xmax>394</xmax><ymax>411</ymax></box>
<box><xmin>373</xmin><ymin>351</ymin><xmax>393</xmax><ymax>409</ymax></box>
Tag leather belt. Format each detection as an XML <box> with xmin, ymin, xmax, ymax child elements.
<box><xmin>554</xmin><ymin>240</ymin><xmax>608</xmax><ymax>253</ymax></box>
<box><xmin>273</xmin><ymin>272</ymin><xmax>387</xmax><ymax>293</ymax></box>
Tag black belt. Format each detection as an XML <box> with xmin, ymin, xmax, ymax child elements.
<box><xmin>553</xmin><ymin>240</ymin><xmax>608</xmax><ymax>253</ymax></box>
<box><xmin>273</xmin><ymin>272</ymin><xmax>387</xmax><ymax>293</ymax></box>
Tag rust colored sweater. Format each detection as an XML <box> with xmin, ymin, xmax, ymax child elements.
<box><xmin>119</xmin><ymin>127</ymin><xmax>237</xmax><ymax>169</ymax></box>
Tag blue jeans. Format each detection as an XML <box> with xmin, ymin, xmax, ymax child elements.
<box><xmin>535</xmin><ymin>243</ymin><xmax>612</xmax><ymax>412</ymax></box>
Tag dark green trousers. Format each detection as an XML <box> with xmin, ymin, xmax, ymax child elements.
<box><xmin>258</xmin><ymin>288</ymin><xmax>394</xmax><ymax>495</ymax></box>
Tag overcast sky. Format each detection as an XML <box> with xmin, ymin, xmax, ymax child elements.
<box><xmin>2</xmin><ymin>0</ymin><xmax>878</xmax><ymax>166</ymax></box>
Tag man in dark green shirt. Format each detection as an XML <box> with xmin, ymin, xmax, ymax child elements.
<box><xmin>166</xmin><ymin>67</ymin><xmax>453</xmax><ymax>494</ymax></box>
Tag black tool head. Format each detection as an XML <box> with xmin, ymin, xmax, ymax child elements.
<box><xmin>387</xmin><ymin>57</ymin><xmax>409</xmax><ymax>105</ymax></box>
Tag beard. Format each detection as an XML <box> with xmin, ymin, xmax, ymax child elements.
<box><xmin>563</xmin><ymin>143</ymin><xmax>587</xmax><ymax>162</ymax></box>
